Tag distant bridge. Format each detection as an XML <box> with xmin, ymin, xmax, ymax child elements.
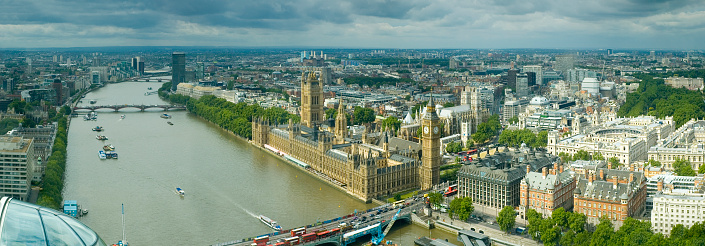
<box><xmin>131</xmin><ymin>77</ymin><xmax>171</xmax><ymax>82</ymax></box>
<box><xmin>73</xmin><ymin>104</ymin><xmax>186</xmax><ymax>112</ymax></box>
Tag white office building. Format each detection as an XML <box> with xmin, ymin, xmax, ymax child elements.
<box><xmin>651</xmin><ymin>192</ymin><xmax>705</xmax><ymax>236</ymax></box>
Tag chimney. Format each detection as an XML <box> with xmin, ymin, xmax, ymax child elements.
<box><xmin>559</xmin><ymin>165</ymin><xmax>564</xmax><ymax>174</ymax></box>
<box><xmin>553</xmin><ymin>162</ymin><xmax>558</xmax><ymax>175</ymax></box>
<box><xmin>588</xmin><ymin>173</ymin><xmax>593</xmax><ymax>185</ymax></box>
<box><xmin>630</xmin><ymin>164</ymin><xmax>634</xmax><ymax>172</ymax></box>
<box><xmin>657</xmin><ymin>179</ymin><xmax>663</xmax><ymax>192</ymax></box>
<box><xmin>526</xmin><ymin>164</ymin><xmax>531</xmax><ymax>174</ymax></box>
<box><xmin>629</xmin><ymin>173</ymin><xmax>634</xmax><ymax>183</ymax></box>
<box><xmin>613</xmin><ymin>176</ymin><xmax>618</xmax><ymax>190</ymax></box>
<box><xmin>599</xmin><ymin>169</ymin><xmax>604</xmax><ymax>180</ymax></box>
<box><xmin>542</xmin><ymin>167</ymin><xmax>548</xmax><ymax>179</ymax></box>
<box><xmin>608</xmin><ymin>162</ymin><xmax>612</xmax><ymax>169</ymax></box>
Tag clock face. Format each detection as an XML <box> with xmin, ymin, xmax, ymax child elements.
<box><xmin>433</xmin><ymin>126</ymin><xmax>439</xmax><ymax>134</ymax></box>
<box><xmin>423</xmin><ymin>126</ymin><xmax>429</xmax><ymax>134</ymax></box>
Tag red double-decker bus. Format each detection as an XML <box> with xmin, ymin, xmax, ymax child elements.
<box><xmin>444</xmin><ymin>184</ymin><xmax>458</xmax><ymax>197</ymax></box>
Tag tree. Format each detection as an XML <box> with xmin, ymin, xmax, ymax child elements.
<box><xmin>574</xmin><ymin>150</ymin><xmax>591</xmax><ymax>161</ymax></box>
<box><xmin>443</xmin><ymin>102</ymin><xmax>455</xmax><ymax>108</ymax></box>
<box><xmin>352</xmin><ymin>106</ymin><xmax>376</xmax><ymax>125</ymax></box>
<box><xmin>593</xmin><ymin>152</ymin><xmax>605</xmax><ymax>161</ymax></box>
<box><xmin>609</xmin><ymin>157</ymin><xmax>621</xmax><ymax>168</ymax></box>
<box><xmin>648</xmin><ymin>159</ymin><xmax>662</xmax><ymax>167</ymax></box>
<box><xmin>552</xmin><ymin>207</ymin><xmax>569</xmax><ymax>229</ymax></box>
<box><xmin>497</xmin><ymin>206</ymin><xmax>516</xmax><ymax>233</ymax></box>
<box><xmin>568</xmin><ymin>212</ymin><xmax>587</xmax><ymax>233</ymax></box>
<box><xmin>393</xmin><ymin>193</ymin><xmax>402</xmax><ymax>201</ymax></box>
<box><xmin>427</xmin><ymin>192</ymin><xmax>443</xmax><ymax>209</ymax></box>
<box><xmin>540</xmin><ymin>221</ymin><xmax>560</xmax><ymax>246</ymax></box>
<box><xmin>673</xmin><ymin>158</ymin><xmax>697</xmax><ymax>176</ymax></box>
<box><xmin>449</xmin><ymin>197</ymin><xmax>474</xmax><ymax>221</ymax></box>
<box><xmin>465</xmin><ymin>137</ymin><xmax>474</xmax><ymax>148</ymax></box>
<box><xmin>21</xmin><ymin>117</ymin><xmax>36</xmax><ymax>128</ymax></box>
<box><xmin>699</xmin><ymin>163</ymin><xmax>705</xmax><ymax>174</ymax></box>
<box><xmin>381</xmin><ymin>116</ymin><xmax>401</xmax><ymax>132</ymax></box>
<box><xmin>590</xmin><ymin>216</ymin><xmax>615</xmax><ymax>246</ymax></box>
<box><xmin>445</xmin><ymin>142</ymin><xmax>462</xmax><ymax>154</ymax></box>
<box><xmin>508</xmin><ymin>116</ymin><xmax>519</xmax><ymax>124</ymax></box>
<box><xmin>325</xmin><ymin>108</ymin><xmax>337</xmax><ymax>119</ymax></box>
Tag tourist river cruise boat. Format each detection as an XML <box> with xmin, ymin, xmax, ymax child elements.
<box><xmin>259</xmin><ymin>215</ymin><xmax>282</xmax><ymax>231</ymax></box>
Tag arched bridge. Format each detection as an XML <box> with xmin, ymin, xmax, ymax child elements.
<box><xmin>73</xmin><ymin>104</ymin><xmax>186</xmax><ymax>112</ymax></box>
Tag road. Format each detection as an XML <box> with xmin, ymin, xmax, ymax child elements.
<box><xmin>226</xmin><ymin>196</ymin><xmax>427</xmax><ymax>246</ymax></box>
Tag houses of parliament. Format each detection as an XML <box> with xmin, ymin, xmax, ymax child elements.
<box><xmin>252</xmin><ymin>71</ymin><xmax>442</xmax><ymax>202</ymax></box>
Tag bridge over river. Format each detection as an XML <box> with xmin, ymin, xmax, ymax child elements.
<box><xmin>73</xmin><ymin>104</ymin><xmax>186</xmax><ymax>112</ymax></box>
<box><xmin>213</xmin><ymin>198</ymin><xmax>426</xmax><ymax>246</ymax></box>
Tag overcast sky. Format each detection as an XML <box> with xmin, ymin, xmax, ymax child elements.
<box><xmin>1</xmin><ymin>0</ymin><xmax>704</xmax><ymax>49</ymax></box>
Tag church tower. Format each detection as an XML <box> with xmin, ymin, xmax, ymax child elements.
<box><xmin>335</xmin><ymin>101</ymin><xmax>347</xmax><ymax>144</ymax></box>
<box><xmin>301</xmin><ymin>71</ymin><xmax>324</xmax><ymax>128</ymax></box>
<box><xmin>421</xmin><ymin>96</ymin><xmax>441</xmax><ymax>190</ymax></box>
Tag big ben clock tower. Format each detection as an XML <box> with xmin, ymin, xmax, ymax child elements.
<box><xmin>421</xmin><ymin>96</ymin><xmax>441</xmax><ymax>190</ymax></box>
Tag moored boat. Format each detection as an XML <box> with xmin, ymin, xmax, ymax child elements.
<box><xmin>96</xmin><ymin>135</ymin><xmax>108</xmax><ymax>140</ymax></box>
<box><xmin>259</xmin><ymin>215</ymin><xmax>282</xmax><ymax>231</ymax></box>
<box><xmin>98</xmin><ymin>150</ymin><xmax>107</xmax><ymax>160</ymax></box>
<box><xmin>106</xmin><ymin>151</ymin><xmax>118</xmax><ymax>159</ymax></box>
<box><xmin>103</xmin><ymin>144</ymin><xmax>115</xmax><ymax>151</ymax></box>
<box><xmin>89</xmin><ymin>100</ymin><xmax>97</xmax><ymax>104</ymax></box>
<box><xmin>92</xmin><ymin>126</ymin><xmax>103</xmax><ymax>131</ymax></box>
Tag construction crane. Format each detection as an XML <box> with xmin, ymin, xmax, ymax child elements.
<box><xmin>370</xmin><ymin>209</ymin><xmax>402</xmax><ymax>245</ymax></box>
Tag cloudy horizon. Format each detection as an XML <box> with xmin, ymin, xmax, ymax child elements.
<box><xmin>1</xmin><ymin>0</ymin><xmax>704</xmax><ymax>50</ymax></box>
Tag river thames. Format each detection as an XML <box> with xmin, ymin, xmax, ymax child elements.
<box><xmin>63</xmin><ymin>82</ymin><xmax>459</xmax><ymax>245</ymax></box>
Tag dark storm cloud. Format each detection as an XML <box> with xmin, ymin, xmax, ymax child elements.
<box><xmin>1</xmin><ymin>0</ymin><xmax>705</xmax><ymax>48</ymax></box>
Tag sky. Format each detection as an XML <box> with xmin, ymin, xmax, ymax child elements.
<box><xmin>1</xmin><ymin>0</ymin><xmax>704</xmax><ymax>49</ymax></box>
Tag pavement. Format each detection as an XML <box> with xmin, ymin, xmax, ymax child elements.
<box><xmin>434</xmin><ymin>213</ymin><xmax>539</xmax><ymax>246</ymax></box>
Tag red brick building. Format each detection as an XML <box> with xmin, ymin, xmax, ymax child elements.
<box><xmin>519</xmin><ymin>163</ymin><xmax>576</xmax><ymax>219</ymax></box>
<box><xmin>572</xmin><ymin>168</ymin><xmax>647</xmax><ymax>228</ymax></box>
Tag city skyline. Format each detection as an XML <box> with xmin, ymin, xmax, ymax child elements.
<box><xmin>1</xmin><ymin>0</ymin><xmax>705</xmax><ymax>49</ymax></box>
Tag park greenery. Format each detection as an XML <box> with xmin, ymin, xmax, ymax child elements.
<box><xmin>497</xmin><ymin>206</ymin><xmax>517</xmax><ymax>233</ymax></box>
<box><xmin>0</xmin><ymin>118</ymin><xmax>20</xmax><ymax>134</ymax></box>
<box><xmin>448</xmin><ymin>197</ymin><xmax>474</xmax><ymax>221</ymax></box>
<box><xmin>648</xmin><ymin>159</ymin><xmax>662</xmax><ymax>167</ymax></box>
<box><xmin>343</xmin><ymin>76</ymin><xmax>415</xmax><ymax>88</ymax></box>
<box><xmin>617</xmin><ymin>72</ymin><xmax>705</xmax><ymax>128</ymax></box>
<box><xmin>471</xmin><ymin>114</ymin><xmax>501</xmax><ymax>144</ymax></box>
<box><xmin>159</xmin><ymin>82</ymin><xmax>299</xmax><ymax>139</ymax></box>
<box><xmin>36</xmin><ymin>115</ymin><xmax>68</xmax><ymax>210</ymax></box>
<box><xmin>498</xmin><ymin>129</ymin><xmax>548</xmax><ymax>148</ymax></box>
<box><xmin>525</xmin><ymin>207</ymin><xmax>705</xmax><ymax>246</ymax></box>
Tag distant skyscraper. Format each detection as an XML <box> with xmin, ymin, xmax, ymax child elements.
<box><xmin>26</xmin><ymin>58</ymin><xmax>31</xmax><ymax>74</ymax></box>
<box><xmin>516</xmin><ymin>73</ymin><xmax>529</xmax><ymax>97</ymax></box>
<box><xmin>607</xmin><ymin>49</ymin><xmax>613</xmax><ymax>55</ymax></box>
<box><xmin>522</xmin><ymin>65</ymin><xmax>543</xmax><ymax>86</ymax></box>
<box><xmin>131</xmin><ymin>57</ymin><xmax>139</xmax><ymax>70</ymax></box>
<box><xmin>650</xmin><ymin>51</ymin><xmax>656</xmax><ymax>60</ymax></box>
<box><xmin>507</xmin><ymin>68</ymin><xmax>519</xmax><ymax>89</ymax></box>
<box><xmin>171</xmin><ymin>52</ymin><xmax>186</xmax><ymax>91</ymax></box>
<box><xmin>53</xmin><ymin>55</ymin><xmax>57</xmax><ymax>63</ymax></box>
<box><xmin>138</xmin><ymin>61</ymin><xmax>145</xmax><ymax>75</ymax></box>
<box><xmin>555</xmin><ymin>54</ymin><xmax>575</xmax><ymax>77</ymax></box>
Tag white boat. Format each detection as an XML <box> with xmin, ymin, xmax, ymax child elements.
<box><xmin>160</xmin><ymin>114</ymin><xmax>172</xmax><ymax>119</ymax></box>
<box><xmin>98</xmin><ymin>150</ymin><xmax>107</xmax><ymax>160</ymax></box>
<box><xmin>176</xmin><ymin>187</ymin><xmax>185</xmax><ymax>196</ymax></box>
<box><xmin>259</xmin><ymin>215</ymin><xmax>282</xmax><ymax>231</ymax></box>
<box><xmin>120</xmin><ymin>115</ymin><xmax>125</xmax><ymax>119</ymax></box>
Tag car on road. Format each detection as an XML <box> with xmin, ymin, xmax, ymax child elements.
<box><xmin>479</xmin><ymin>230</ymin><xmax>484</xmax><ymax>234</ymax></box>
